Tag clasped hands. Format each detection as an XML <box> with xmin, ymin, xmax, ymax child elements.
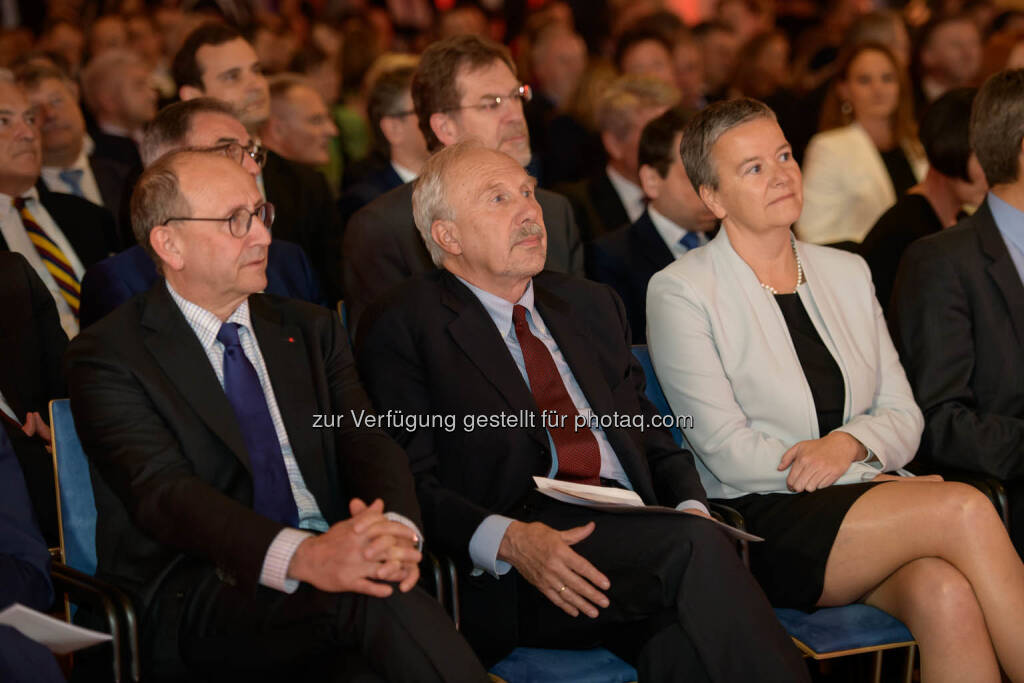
<box><xmin>287</xmin><ymin>498</ymin><xmax>421</xmax><ymax>598</ymax></box>
<box><xmin>778</xmin><ymin>432</ymin><xmax>942</xmax><ymax>492</ymax></box>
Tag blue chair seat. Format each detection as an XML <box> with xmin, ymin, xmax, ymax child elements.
<box><xmin>774</xmin><ymin>605</ymin><xmax>914</xmax><ymax>658</ymax></box>
<box><xmin>490</xmin><ymin>647</ymin><xmax>636</xmax><ymax>683</ymax></box>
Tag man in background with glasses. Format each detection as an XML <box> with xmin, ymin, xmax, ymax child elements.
<box><xmin>65</xmin><ymin>149</ymin><xmax>490</xmax><ymax>682</ymax></box>
<box><xmin>343</xmin><ymin>34</ymin><xmax>583</xmax><ymax>334</ymax></box>
<box><xmin>173</xmin><ymin>22</ymin><xmax>345</xmax><ymax>303</ymax></box>
<box><xmin>79</xmin><ymin>98</ymin><xmax>327</xmax><ymax>328</ymax></box>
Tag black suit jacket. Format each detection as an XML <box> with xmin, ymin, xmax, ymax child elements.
<box><xmin>342</xmin><ymin>182</ymin><xmax>583</xmax><ymax>334</ymax></box>
<box><xmin>0</xmin><ymin>252</ymin><xmax>68</xmax><ymax>545</ymax></box>
<box><xmin>338</xmin><ymin>162</ymin><xmax>403</xmax><ymax>228</ymax></box>
<box><xmin>263</xmin><ymin>151</ymin><xmax>345</xmax><ymax>304</ymax></box>
<box><xmin>587</xmin><ymin>211</ymin><xmax>675</xmax><ymax>344</ymax></box>
<box><xmin>355</xmin><ymin>269</ymin><xmax>707</xmax><ymax>657</ymax></box>
<box><xmin>0</xmin><ymin>185</ymin><xmax>119</xmax><ymax>269</ymax></box>
<box><xmin>65</xmin><ymin>285</ymin><xmax>420</xmax><ymax>612</ymax></box>
<box><xmin>890</xmin><ymin>199</ymin><xmax>1024</xmax><ymax>538</ymax></box>
<box><xmin>556</xmin><ymin>171</ymin><xmax>630</xmax><ymax>243</ymax></box>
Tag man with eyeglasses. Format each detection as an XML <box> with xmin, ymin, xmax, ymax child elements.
<box><xmin>64</xmin><ymin>149</ymin><xmax>490</xmax><ymax>682</ymax></box>
<box><xmin>79</xmin><ymin>98</ymin><xmax>327</xmax><ymax>328</ymax></box>
<box><xmin>343</xmin><ymin>34</ymin><xmax>583</xmax><ymax>334</ymax></box>
<box><xmin>173</xmin><ymin>23</ymin><xmax>345</xmax><ymax>303</ymax></box>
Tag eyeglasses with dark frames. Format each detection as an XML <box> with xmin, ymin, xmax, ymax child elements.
<box><xmin>167</xmin><ymin>202</ymin><xmax>275</xmax><ymax>238</ymax></box>
<box><xmin>444</xmin><ymin>84</ymin><xmax>532</xmax><ymax>113</ymax></box>
<box><xmin>200</xmin><ymin>140</ymin><xmax>268</xmax><ymax>169</ymax></box>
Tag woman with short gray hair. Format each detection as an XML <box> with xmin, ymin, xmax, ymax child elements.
<box><xmin>647</xmin><ymin>97</ymin><xmax>1024</xmax><ymax>682</ymax></box>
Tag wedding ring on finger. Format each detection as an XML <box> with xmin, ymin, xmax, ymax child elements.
<box><xmin>558</xmin><ymin>584</ymin><xmax>567</xmax><ymax>593</ymax></box>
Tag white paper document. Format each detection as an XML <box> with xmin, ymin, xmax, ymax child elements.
<box><xmin>0</xmin><ymin>603</ymin><xmax>112</xmax><ymax>654</ymax></box>
<box><xmin>533</xmin><ymin>476</ymin><xmax>764</xmax><ymax>542</ymax></box>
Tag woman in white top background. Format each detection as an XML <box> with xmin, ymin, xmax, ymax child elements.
<box><xmin>647</xmin><ymin>97</ymin><xmax>1024</xmax><ymax>683</ymax></box>
<box><xmin>797</xmin><ymin>42</ymin><xmax>927</xmax><ymax>246</ymax></box>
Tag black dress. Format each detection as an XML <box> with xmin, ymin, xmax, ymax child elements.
<box><xmin>720</xmin><ymin>289</ymin><xmax>883</xmax><ymax>610</ymax></box>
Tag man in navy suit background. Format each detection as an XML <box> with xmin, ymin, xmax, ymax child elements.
<box><xmin>587</xmin><ymin>108</ymin><xmax>717</xmax><ymax>343</ymax></box>
<box><xmin>79</xmin><ymin>98</ymin><xmax>326</xmax><ymax>328</ymax></box>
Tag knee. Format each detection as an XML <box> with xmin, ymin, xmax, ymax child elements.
<box><xmin>940</xmin><ymin>482</ymin><xmax>999</xmax><ymax>533</ymax></box>
<box><xmin>900</xmin><ymin>559</ymin><xmax>981</xmax><ymax>627</ymax></box>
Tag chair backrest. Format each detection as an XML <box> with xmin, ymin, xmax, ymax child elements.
<box><xmin>631</xmin><ymin>345</ymin><xmax>687</xmax><ymax>448</ymax></box>
<box><xmin>49</xmin><ymin>399</ymin><xmax>98</xmax><ymax>576</ymax></box>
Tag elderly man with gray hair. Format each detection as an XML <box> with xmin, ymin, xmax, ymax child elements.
<box><xmin>355</xmin><ymin>140</ymin><xmax>809</xmax><ymax>681</ymax></box>
<box><xmin>65</xmin><ymin>148</ymin><xmax>490</xmax><ymax>682</ymax></box>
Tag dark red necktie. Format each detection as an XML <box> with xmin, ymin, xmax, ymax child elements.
<box><xmin>512</xmin><ymin>305</ymin><xmax>601</xmax><ymax>485</ymax></box>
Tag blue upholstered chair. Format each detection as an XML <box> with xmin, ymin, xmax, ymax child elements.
<box><xmin>50</xmin><ymin>399</ymin><xmax>140</xmax><ymax>683</ymax></box>
<box><xmin>630</xmin><ymin>345</ymin><xmax>917</xmax><ymax>683</ymax></box>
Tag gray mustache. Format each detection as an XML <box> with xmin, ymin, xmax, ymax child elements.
<box><xmin>513</xmin><ymin>222</ymin><xmax>544</xmax><ymax>242</ymax></box>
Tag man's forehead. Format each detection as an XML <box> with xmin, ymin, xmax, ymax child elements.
<box><xmin>198</xmin><ymin>38</ymin><xmax>258</xmax><ymax>73</ymax></box>
<box><xmin>25</xmin><ymin>77</ymin><xmax>71</xmax><ymax>98</ymax></box>
<box><xmin>455</xmin><ymin>60</ymin><xmax>516</xmax><ymax>96</ymax></box>
<box><xmin>455</xmin><ymin>149</ymin><xmax>532</xmax><ymax>192</ymax></box>
<box><xmin>0</xmin><ymin>82</ymin><xmax>29</xmax><ymax>111</ymax></box>
<box><xmin>178</xmin><ymin>154</ymin><xmax>258</xmax><ymax>201</ymax></box>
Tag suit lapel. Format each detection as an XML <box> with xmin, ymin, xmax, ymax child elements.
<box><xmin>533</xmin><ymin>283</ymin><xmax>617</xmax><ymax>421</ymax></box>
<box><xmin>441</xmin><ymin>273</ymin><xmax>548</xmax><ymax>448</ymax></box>
<box><xmin>141</xmin><ymin>284</ymin><xmax>252</xmax><ymax>473</ymax></box>
<box><xmin>593</xmin><ymin>172</ymin><xmax>630</xmax><ymax>229</ymax></box>
<box><xmin>250</xmin><ymin>296</ymin><xmax>334</xmax><ymax>518</ymax></box>
<box><xmin>632</xmin><ymin>212</ymin><xmax>674</xmax><ymax>273</ymax></box>
<box><xmin>977</xmin><ymin>202</ymin><xmax>1024</xmax><ymax>346</ymax></box>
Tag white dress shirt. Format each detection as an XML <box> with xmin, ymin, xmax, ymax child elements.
<box><xmin>391</xmin><ymin>162</ymin><xmax>417</xmax><ymax>184</ymax></box>
<box><xmin>0</xmin><ymin>188</ymin><xmax>84</xmax><ymax>338</ymax></box>
<box><xmin>606</xmin><ymin>166</ymin><xmax>646</xmax><ymax>224</ymax></box>
<box><xmin>40</xmin><ymin>137</ymin><xmax>104</xmax><ymax>207</ymax></box>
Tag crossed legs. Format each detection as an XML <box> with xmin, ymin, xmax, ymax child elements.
<box><xmin>820</xmin><ymin>481</ymin><xmax>1024</xmax><ymax>682</ymax></box>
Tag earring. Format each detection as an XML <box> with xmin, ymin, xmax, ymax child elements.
<box><xmin>841</xmin><ymin>100</ymin><xmax>853</xmax><ymax>118</ymax></box>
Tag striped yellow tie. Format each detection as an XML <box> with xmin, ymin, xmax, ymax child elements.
<box><xmin>14</xmin><ymin>197</ymin><xmax>80</xmax><ymax>317</ymax></box>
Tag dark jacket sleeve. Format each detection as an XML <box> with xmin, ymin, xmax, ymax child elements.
<box><xmin>890</xmin><ymin>240</ymin><xmax>1024</xmax><ymax>478</ymax></box>
<box><xmin>0</xmin><ymin>429</ymin><xmax>53</xmax><ymax>611</ymax></box>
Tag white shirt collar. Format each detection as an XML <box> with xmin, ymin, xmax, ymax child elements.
<box><xmin>605</xmin><ymin>165</ymin><xmax>646</xmax><ymax>224</ymax></box>
<box><xmin>391</xmin><ymin>162</ymin><xmax>418</xmax><ymax>184</ymax></box>
<box><xmin>648</xmin><ymin>206</ymin><xmax>707</xmax><ymax>259</ymax></box>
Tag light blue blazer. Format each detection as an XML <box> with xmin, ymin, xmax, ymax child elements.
<box><xmin>646</xmin><ymin>227</ymin><xmax>923</xmax><ymax>500</ymax></box>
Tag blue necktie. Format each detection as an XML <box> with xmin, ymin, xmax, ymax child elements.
<box><xmin>679</xmin><ymin>232</ymin><xmax>702</xmax><ymax>251</ymax></box>
<box><xmin>58</xmin><ymin>168</ymin><xmax>85</xmax><ymax>198</ymax></box>
<box><xmin>217</xmin><ymin>322</ymin><xmax>299</xmax><ymax>526</ymax></box>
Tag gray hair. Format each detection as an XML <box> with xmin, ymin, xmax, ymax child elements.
<box><xmin>80</xmin><ymin>49</ymin><xmax>137</xmax><ymax>117</ymax></box>
<box><xmin>679</xmin><ymin>97</ymin><xmax>777</xmax><ymax>194</ymax></box>
<box><xmin>595</xmin><ymin>75</ymin><xmax>680</xmax><ymax>140</ymax></box>
<box><xmin>412</xmin><ymin>140</ymin><xmax>488</xmax><ymax>267</ymax></box>
<box><xmin>970</xmin><ymin>69</ymin><xmax>1024</xmax><ymax>187</ymax></box>
<box><xmin>130</xmin><ymin>150</ymin><xmax>194</xmax><ymax>269</ymax></box>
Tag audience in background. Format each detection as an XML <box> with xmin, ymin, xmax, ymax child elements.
<box><xmin>0</xmin><ymin>74</ymin><xmax>117</xmax><ymax>339</ymax></box>
<box><xmin>339</xmin><ymin>64</ymin><xmax>428</xmax><ymax>226</ymax></box>
<box><xmin>862</xmin><ymin>87</ymin><xmax>987</xmax><ymax>309</ymax></box>
<box><xmin>557</xmin><ymin>75</ymin><xmax>678</xmax><ymax>242</ymax></box>
<box><xmin>798</xmin><ymin>42</ymin><xmax>926</xmax><ymax>246</ymax></box>
<box><xmin>693</xmin><ymin>21</ymin><xmax>738</xmax><ymax>103</ymax></box>
<box><xmin>80</xmin><ymin>49</ymin><xmax>158</xmax><ymax>149</ymax></box>
<box><xmin>261</xmin><ymin>74</ymin><xmax>338</xmax><ymax>169</ymax></box>
<box><xmin>913</xmin><ymin>14</ymin><xmax>983</xmax><ymax>113</ymax></box>
<box><xmin>87</xmin><ymin>14</ymin><xmax>129</xmax><ymax>58</ymax></box>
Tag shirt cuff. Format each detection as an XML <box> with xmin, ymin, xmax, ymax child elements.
<box><xmin>675</xmin><ymin>499</ymin><xmax>710</xmax><ymax>516</ymax></box>
<box><xmin>468</xmin><ymin>514</ymin><xmax>515</xmax><ymax>578</ymax></box>
<box><xmin>260</xmin><ymin>527</ymin><xmax>313</xmax><ymax>593</ymax></box>
<box><xmin>384</xmin><ymin>511</ymin><xmax>424</xmax><ymax>551</ymax></box>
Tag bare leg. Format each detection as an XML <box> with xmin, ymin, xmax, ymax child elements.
<box><xmin>818</xmin><ymin>482</ymin><xmax>1024</xmax><ymax>680</ymax></box>
<box><xmin>861</xmin><ymin>557</ymin><xmax>1000</xmax><ymax>683</ymax></box>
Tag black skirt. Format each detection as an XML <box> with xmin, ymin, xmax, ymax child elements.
<box><xmin>717</xmin><ymin>481</ymin><xmax>884</xmax><ymax>611</ymax></box>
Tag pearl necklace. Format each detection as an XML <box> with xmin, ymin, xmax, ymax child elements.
<box><xmin>759</xmin><ymin>237</ymin><xmax>804</xmax><ymax>295</ymax></box>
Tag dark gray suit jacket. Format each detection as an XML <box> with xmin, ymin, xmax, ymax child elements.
<box><xmin>342</xmin><ymin>181</ymin><xmax>583</xmax><ymax>334</ymax></box>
